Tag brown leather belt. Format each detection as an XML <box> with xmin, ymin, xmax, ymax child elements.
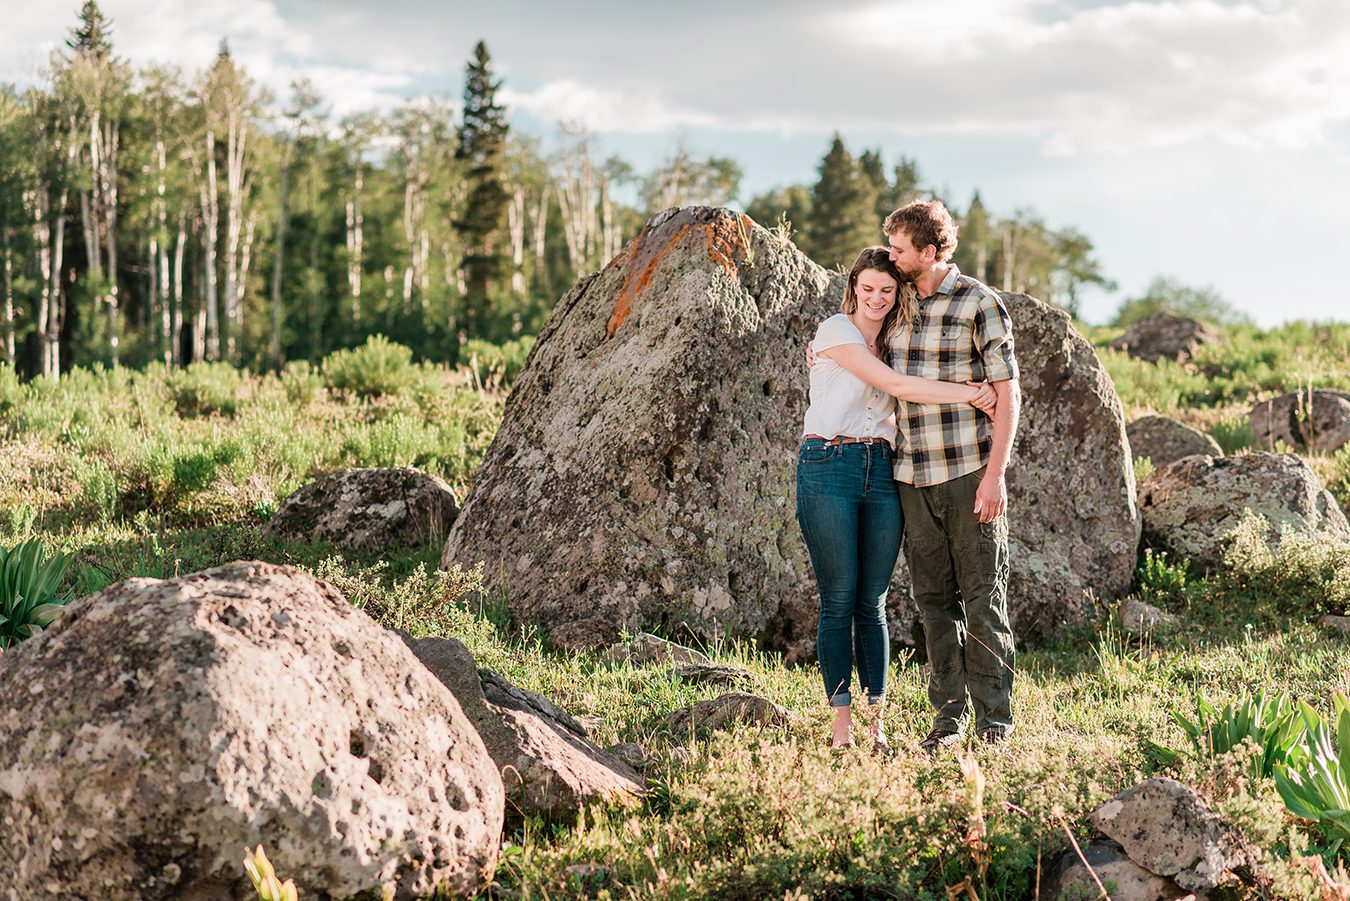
<box><xmin>803</xmin><ymin>434</ymin><xmax>892</xmax><ymax>448</ymax></box>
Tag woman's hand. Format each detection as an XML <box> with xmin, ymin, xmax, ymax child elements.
<box><xmin>968</xmin><ymin>381</ymin><xmax>997</xmax><ymax>414</ymax></box>
<box><xmin>805</xmin><ymin>342</ymin><xmax>817</xmax><ymax>368</ymax></box>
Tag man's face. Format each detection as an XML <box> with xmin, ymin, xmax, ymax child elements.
<box><xmin>887</xmin><ymin>230</ymin><xmax>930</xmax><ymax>279</ymax></box>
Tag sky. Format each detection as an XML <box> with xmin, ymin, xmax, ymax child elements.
<box><xmin>3</xmin><ymin>0</ymin><xmax>1349</xmax><ymax>326</ymax></box>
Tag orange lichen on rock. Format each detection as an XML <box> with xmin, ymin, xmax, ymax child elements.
<box><xmin>605</xmin><ymin>223</ymin><xmax>691</xmax><ymax>339</ymax></box>
<box><xmin>605</xmin><ymin>211</ymin><xmax>751</xmax><ymax>340</ymax></box>
<box><xmin>704</xmin><ymin>215</ymin><xmax>746</xmax><ymax>280</ymax></box>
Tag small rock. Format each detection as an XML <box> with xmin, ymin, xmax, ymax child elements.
<box><xmin>563</xmin><ymin>863</ymin><xmax>611</xmax><ymax>889</ymax></box>
<box><xmin>1120</xmin><ymin>599</ymin><xmax>1178</xmax><ymax>635</ymax></box>
<box><xmin>549</xmin><ymin>616</ymin><xmax>621</xmax><ymax>653</ymax></box>
<box><xmin>666</xmin><ymin>747</ymin><xmax>697</xmax><ymax>768</ymax></box>
<box><xmin>1089</xmin><ymin>777</ymin><xmax>1244</xmax><ymax>892</ymax></box>
<box><xmin>1043</xmin><ymin>838</ymin><xmax>1191</xmax><ymax>901</ymax></box>
<box><xmin>605</xmin><ymin>742</ymin><xmax>647</xmax><ymax>772</ymax></box>
<box><xmin>266</xmin><ymin>466</ymin><xmax>459</xmax><ymax>553</ymax></box>
<box><xmin>1319</xmin><ymin>615</ymin><xmax>1350</xmax><ymax>636</ymax></box>
<box><xmin>662</xmin><ymin>692</ymin><xmax>793</xmax><ymax>738</ymax></box>
<box><xmin>404</xmin><ymin>635</ymin><xmax>644</xmax><ymax>822</ymax></box>
<box><xmin>573</xmin><ymin>714</ymin><xmax>605</xmax><ymax>738</ymax></box>
<box><xmin>1250</xmin><ymin>388</ymin><xmax>1350</xmax><ymax>454</ymax></box>
<box><xmin>604</xmin><ymin>632</ymin><xmax>712</xmax><ymax>666</ymax></box>
<box><xmin>670</xmin><ymin>662</ymin><xmax>755</xmax><ymax>687</ymax></box>
<box><xmin>1127</xmin><ymin>415</ymin><xmax>1222</xmax><ymax>468</ymax></box>
<box><xmin>1109</xmin><ymin>311</ymin><xmax>1221</xmax><ymax>363</ymax></box>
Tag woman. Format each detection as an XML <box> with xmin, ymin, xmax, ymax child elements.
<box><xmin>798</xmin><ymin>247</ymin><xmax>996</xmax><ymax>752</ymax></box>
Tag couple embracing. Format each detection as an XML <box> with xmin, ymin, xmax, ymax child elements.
<box><xmin>797</xmin><ymin>200</ymin><xmax>1021</xmax><ymax>755</ymax></box>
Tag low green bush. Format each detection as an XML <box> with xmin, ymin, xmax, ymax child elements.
<box><xmin>463</xmin><ymin>336</ymin><xmax>536</xmax><ymax>390</ymax></box>
<box><xmin>322</xmin><ymin>335</ymin><xmax>426</xmax><ymax>398</ymax></box>
<box><xmin>1223</xmin><ymin>511</ymin><xmax>1350</xmax><ymax>614</ymax></box>
<box><xmin>167</xmin><ymin>362</ymin><xmax>244</xmax><ymax>417</ymax></box>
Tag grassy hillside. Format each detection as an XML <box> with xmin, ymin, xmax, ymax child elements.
<box><xmin>2</xmin><ymin>324</ymin><xmax>1349</xmax><ymax>899</ymax></box>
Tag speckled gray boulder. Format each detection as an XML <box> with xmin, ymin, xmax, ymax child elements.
<box><xmin>1043</xmin><ymin>838</ymin><xmax>1190</xmax><ymax>900</ymax></box>
<box><xmin>441</xmin><ymin>207</ymin><xmax>1137</xmax><ymax>660</ymax></box>
<box><xmin>1139</xmin><ymin>452</ymin><xmax>1350</xmax><ymax>569</ymax></box>
<box><xmin>1250</xmin><ymin>388</ymin><xmax>1350</xmax><ymax>454</ymax></box>
<box><xmin>267</xmin><ymin>466</ymin><xmax>459</xmax><ymax>552</ymax></box>
<box><xmin>1109</xmin><ymin>311</ymin><xmax>1221</xmax><ymax>363</ymax></box>
<box><xmin>987</xmin><ymin>293</ymin><xmax>1141</xmax><ymax>639</ymax></box>
<box><xmin>1127</xmin><ymin>415</ymin><xmax>1222</xmax><ymax>467</ymax></box>
<box><xmin>0</xmin><ymin>561</ymin><xmax>503</xmax><ymax>901</ymax></box>
<box><xmin>1090</xmin><ymin>778</ymin><xmax>1244</xmax><ymax>893</ymax></box>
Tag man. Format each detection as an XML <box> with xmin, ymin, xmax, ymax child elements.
<box><xmin>883</xmin><ymin>200</ymin><xmax>1021</xmax><ymax>751</ymax></box>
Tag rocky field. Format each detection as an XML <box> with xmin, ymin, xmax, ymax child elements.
<box><xmin>2</xmin><ymin>211</ymin><xmax>1350</xmax><ymax>899</ymax></box>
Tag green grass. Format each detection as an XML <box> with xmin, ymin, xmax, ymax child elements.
<box><xmin>4</xmin><ymin>326</ymin><xmax>1350</xmax><ymax>898</ymax></box>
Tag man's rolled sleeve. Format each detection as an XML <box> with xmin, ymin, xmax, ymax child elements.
<box><xmin>974</xmin><ymin>294</ymin><xmax>1019</xmax><ymax>382</ymax></box>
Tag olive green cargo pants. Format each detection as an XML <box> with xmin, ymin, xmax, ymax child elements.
<box><xmin>899</xmin><ymin>467</ymin><xmax>1015</xmax><ymax>737</ymax></box>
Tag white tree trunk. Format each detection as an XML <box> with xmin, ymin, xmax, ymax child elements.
<box><xmin>172</xmin><ymin>209</ymin><xmax>186</xmax><ymax>365</ymax></box>
<box><xmin>201</xmin><ymin>129</ymin><xmax>220</xmax><ymax>360</ymax></box>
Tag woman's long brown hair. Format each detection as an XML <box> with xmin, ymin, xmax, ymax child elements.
<box><xmin>840</xmin><ymin>247</ymin><xmax>917</xmax><ymax>362</ymax></box>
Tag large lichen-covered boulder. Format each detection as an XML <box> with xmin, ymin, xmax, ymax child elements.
<box><xmin>1108</xmin><ymin>310</ymin><xmax>1221</xmax><ymax>363</ymax></box>
<box><xmin>990</xmin><ymin>293</ymin><xmax>1140</xmax><ymax>637</ymax></box>
<box><xmin>265</xmin><ymin>466</ymin><xmax>459</xmax><ymax>553</ymax></box>
<box><xmin>1249</xmin><ymin>388</ymin><xmax>1350</xmax><ymax>454</ymax></box>
<box><xmin>1127</xmin><ymin>414</ymin><xmax>1222</xmax><ymax>467</ymax></box>
<box><xmin>441</xmin><ymin>207</ymin><xmax>1136</xmax><ymax>658</ymax></box>
<box><xmin>443</xmin><ymin>207</ymin><xmax>829</xmax><ymax>659</ymax></box>
<box><xmin>0</xmin><ymin>561</ymin><xmax>503</xmax><ymax>900</ymax></box>
<box><xmin>1139</xmin><ymin>452</ymin><xmax>1350</xmax><ymax>569</ymax></box>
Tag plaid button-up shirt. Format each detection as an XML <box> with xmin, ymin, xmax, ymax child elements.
<box><xmin>889</xmin><ymin>266</ymin><xmax>1019</xmax><ymax>487</ymax></box>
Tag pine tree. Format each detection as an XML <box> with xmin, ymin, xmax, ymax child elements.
<box><xmin>858</xmin><ymin>148</ymin><xmax>890</xmax><ymax>225</ymax></box>
<box><xmin>804</xmin><ymin>135</ymin><xmax>880</xmax><ymax>269</ymax></box>
<box><xmin>455</xmin><ymin>40</ymin><xmax>510</xmax><ymax>340</ymax></box>
<box><xmin>956</xmin><ymin>191</ymin><xmax>993</xmax><ymax>284</ymax></box>
<box><xmin>67</xmin><ymin>1</ymin><xmax>113</xmax><ymax>61</ymax></box>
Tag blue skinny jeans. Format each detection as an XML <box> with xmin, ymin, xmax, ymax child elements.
<box><xmin>795</xmin><ymin>438</ymin><xmax>901</xmax><ymax>708</ymax></box>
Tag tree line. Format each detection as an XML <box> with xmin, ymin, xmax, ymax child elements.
<box><xmin>1</xmin><ymin>2</ymin><xmax>1123</xmax><ymax>381</ymax></box>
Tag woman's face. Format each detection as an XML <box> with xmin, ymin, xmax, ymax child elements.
<box><xmin>853</xmin><ymin>268</ymin><xmax>898</xmax><ymax>323</ymax></box>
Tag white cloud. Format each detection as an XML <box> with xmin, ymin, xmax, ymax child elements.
<box><xmin>1</xmin><ymin>0</ymin><xmax>420</xmax><ymax>118</ymax></box>
<box><xmin>501</xmin><ymin>79</ymin><xmax>721</xmax><ymax>134</ymax></box>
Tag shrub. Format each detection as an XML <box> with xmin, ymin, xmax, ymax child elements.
<box><xmin>462</xmin><ymin>336</ymin><xmax>536</xmax><ymax>390</ymax></box>
<box><xmin>171</xmin><ymin>450</ymin><xmax>219</xmax><ymax>496</ymax></box>
<box><xmin>279</xmin><ymin>360</ymin><xmax>324</xmax><ymax>406</ymax></box>
<box><xmin>76</xmin><ymin>457</ymin><xmax>121</xmax><ymax>524</ymax></box>
<box><xmin>1209</xmin><ymin>410</ymin><xmax>1253</xmax><ymax>454</ymax></box>
<box><xmin>1223</xmin><ymin>511</ymin><xmax>1350</xmax><ymax>614</ymax></box>
<box><xmin>322</xmin><ymin>335</ymin><xmax>423</xmax><ymax>398</ymax></box>
<box><xmin>167</xmin><ymin>362</ymin><xmax>244</xmax><ymax>417</ymax></box>
<box><xmin>0</xmin><ymin>538</ymin><xmax>75</xmax><ymax>650</ymax></box>
<box><xmin>0</xmin><ymin>361</ymin><xmax>21</xmax><ymax>422</ymax></box>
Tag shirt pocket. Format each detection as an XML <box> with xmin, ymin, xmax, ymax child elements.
<box><xmin>936</xmin><ymin>317</ymin><xmax>977</xmax><ymax>381</ymax></box>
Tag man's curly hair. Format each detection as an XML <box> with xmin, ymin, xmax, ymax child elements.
<box><xmin>883</xmin><ymin>200</ymin><xmax>959</xmax><ymax>263</ymax></box>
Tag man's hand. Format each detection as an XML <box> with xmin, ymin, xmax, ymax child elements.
<box><xmin>973</xmin><ymin>469</ymin><xmax>1006</xmax><ymax>523</ymax></box>
<box><xmin>805</xmin><ymin>342</ymin><xmax>817</xmax><ymax>368</ymax></box>
<box><xmin>968</xmin><ymin>381</ymin><xmax>997</xmax><ymax>414</ymax></box>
